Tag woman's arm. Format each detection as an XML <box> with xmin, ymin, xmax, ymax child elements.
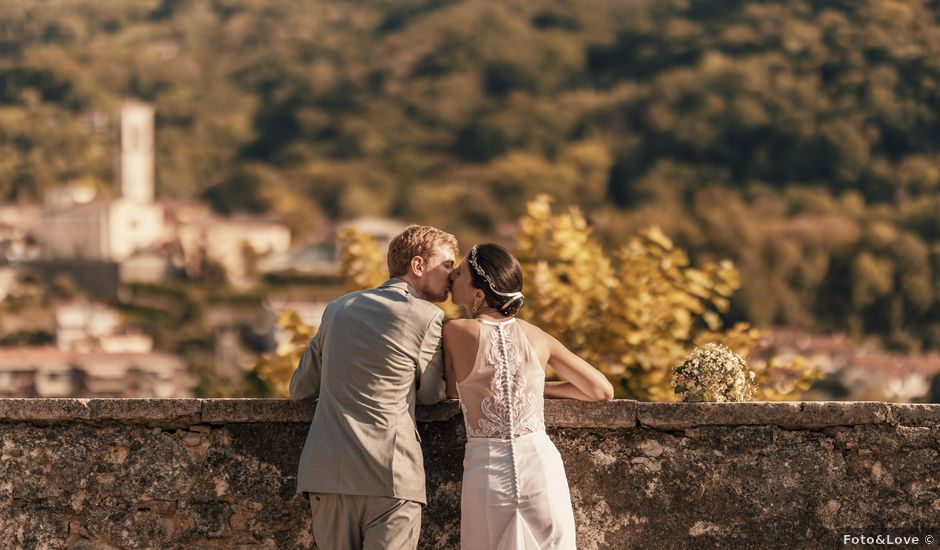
<box><xmin>544</xmin><ymin>332</ymin><xmax>614</xmax><ymax>401</ymax></box>
<box><xmin>544</xmin><ymin>380</ymin><xmax>603</xmax><ymax>400</ymax></box>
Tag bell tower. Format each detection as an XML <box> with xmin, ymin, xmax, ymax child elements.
<box><xmin>118</xmin><ymin>102</ymin><xmax>155</xmax><ymax>204</ymax></box>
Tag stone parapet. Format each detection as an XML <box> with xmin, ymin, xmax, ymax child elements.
<box><xmin>3</xmin><ymin>398</ymin><xmax>935</xmax><ymax>428</ymax></box>
<box><xmin>1</xmin><ymin>399</ymin><xmax>938</xmax><ymax>549</ymax></box>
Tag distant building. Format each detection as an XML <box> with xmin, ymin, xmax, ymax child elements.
<box><xmin>119</xmin><ymin>249</ymin><xmax>176</xmax><ymax>284</ymax></box>
<box><xmin>0</xmin><ymin>347</ymin><xmax>193</xmax><ymax>398</ymax></box>
<box><xmin>39</xmin><ymin>103</ymin><xmax>166</xmax><ymax>263</ymax></box>
<box><xmin>752</xmin><ymin>328</ymin><xmax>858</xmax><ymax>375</ymax></box>
<box><xmin>0</xmin><ymin>204</ymin><xmax>42</xmax><ymax>262</ymax></box>
<box><xmin>40</xmin><ymin>197</ymin><xmax>165</xmax><ymax>262</ymax></box>
<box><xmin>0</xmin><ymin>296</ymin><xmax>193</xmax><ymax>398</ymax></box>
<box><xmin>55</xmin><ymin>301</ymin><xmax>154</xmax><ymax>354</ymax></box>
<box><xmin>753</xmin><ymin>327</ymin><xmax>940</xmax><ymax>401</ymax></box>
<box><xmin>260</xmin><ymin>216</ymin><xmax>408</xmax><ymax>278</ymax></box>
<box><xmin>839</xmin><ymin>351</ymin><xmax>940</xmax><ymax>402</ymax></box>
<box><xmin>177</xmin><ymin>215</ymin><xmax>291</xmax><ymax>287</ymax></box>
<box><xmin>118</xmin><ymin>102</ymin><xmax>156</xmax><ymax>205</ymax></box>
<box><xmin>56</xmin><ymin>301</ymin><xmax>121</xmax><ymax>352</ymax></box>
<box><xmin>43</xmin><ymin>183</ymin><xmax>96</xmax><ymax>212</ymax></box>
<box><xmin>337</xmin><ymin>216</ymin><xmax>409</xmax><ymax>255</ymax></box>
<box><xmin>257</xmin><ymin>243</ymin><xmax>340</xmax><ymax>276</ymax></box>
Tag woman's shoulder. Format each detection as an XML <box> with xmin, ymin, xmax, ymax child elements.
<box><xmin>515</xmin><ymin>318</ymin><xmax>554</xmax><ymax>360</ymax></box>
<box><xmin>444</xmin><ymin>317</ymin><xmax>476</xmax><ymax>327</ymax></box>
<box><xmin>443</xmin><ymin>319</ymin><xmax>479</xmax><ymax>355</ymax></box>
<box><xmin>443</xmin><ymin>318</ymin><xmax>477</xmax><ymax>337</ymax></box>
<box><xmin>515</xmin><ymin>318</ymin><xmax>547</xmax><ymax>340</ymax></box>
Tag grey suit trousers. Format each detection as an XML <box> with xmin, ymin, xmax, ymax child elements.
<box><xmin>309</xmin><ymin>493</ymin><xmax>421</xmax><ymax>550</ymax></box>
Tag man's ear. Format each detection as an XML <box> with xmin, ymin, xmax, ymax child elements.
<box><xmin>410</xmin><ymin>255</ymin><xmax>425</xmax><ymax>277</ymax></box>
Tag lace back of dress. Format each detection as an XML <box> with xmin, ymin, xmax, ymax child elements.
<box><xmin>457</xmin><ymin>320</ymin><xmax>545</xmax><ymax>439</ymax></box>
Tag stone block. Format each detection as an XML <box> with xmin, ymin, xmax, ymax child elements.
<box><xmin>88</xmin><ymin>399</ymin><xmax>201</xmax><ymax>425</ymax></box>
<box><xmin>637</xmin><ymin>401</ymin><xmax>894</xmax><ymax>430</ymax></box>
<box><xmin>0</xmin><ymin>398</ymin><xmax>91</xmax><ymax>422</ymax></box>
<box><xmin>545</xmin><ymin>399</ymin><xmax>637</xmax><ymax>428</ymax></box>
<box><xmin>889</xmin><ymin>403</ymin><xmax>940</xmax><ymax>426</ymax></box>
<box><xmin>200</xmin><ymin>398</ymin><xmax>311</xmax><ymax>424</ymax></box>
<box><xmin>417</xmin><ymin>400</ymin><xmax>461</xmax><ymax>422</ymax></box>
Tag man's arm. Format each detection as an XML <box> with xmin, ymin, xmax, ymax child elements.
<box><xmin>415</xmin><ymin>309</ymin><xmax>446</xmax><ymax>405</ymax></box>
<box><xmin>289</xmin><ymin>327</ymin><xmax>324</xmax><ymax>402</ymax></box>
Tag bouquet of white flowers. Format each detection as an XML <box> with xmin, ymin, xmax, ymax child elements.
<box><xmin>672</xmin><ymin>342</ymin><xmax>756</xmax><ymax>402</ymax></box>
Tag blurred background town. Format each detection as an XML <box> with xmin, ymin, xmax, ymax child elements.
<box><xmin>2</xmin><ymin>0</ymin><xmax>940</xmax><ymax>402</ymax></box>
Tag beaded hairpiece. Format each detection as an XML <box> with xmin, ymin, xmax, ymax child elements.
<box><xmin>468</xmin><ymin>245</ymin><xmax>524</xmax><ymax>309</ymax></box>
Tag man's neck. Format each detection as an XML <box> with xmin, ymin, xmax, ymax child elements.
<box><xmin>396</xmin><ymin>274</ymin><xmax>425</xmax><ymax>300</ymax></box>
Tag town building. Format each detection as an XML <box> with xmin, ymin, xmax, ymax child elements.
<box><xmin>176</xmin><ymin>214</ymin><xmax>291</xmax><ymax>288</ymax></box>
<box><xmin>753</xmin><ymin>327</ymin><xmax>940</xmax><ymax>401</ymax></box>
<box><xmin>0</xmin><ymin>347</ymin><xmax>193</xmax><ymax>398</ymax></box>
<box><xmin>0</xmin><ymin>300</ymin><xmax>194</xmax><ymax>398</ymax></box>
<box><xmin>39</xmin><ymin>103</ymin><xmax>166</xmax><ymax>263</ymax></box>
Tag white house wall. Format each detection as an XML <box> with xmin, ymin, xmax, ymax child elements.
<box><xmin>107</xmin><ymin>200</ymin><xmax>164</xmax><ymax>262</ymax></box>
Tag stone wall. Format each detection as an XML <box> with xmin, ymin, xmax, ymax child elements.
<box><xmin>1</xmin><ymin>399</ymin><xmax>938</xmax><ymax>549</ymax></box>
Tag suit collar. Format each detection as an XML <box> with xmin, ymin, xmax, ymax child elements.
<box><xmin>380</xmin><ymin>278</ymin><xmax>419</xmax><ymax>296</ymax></box>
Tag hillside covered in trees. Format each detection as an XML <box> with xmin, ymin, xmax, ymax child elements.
<box><xmin>4</xmin><ymin>0</ymin><xmax>940</xmax><ymax>350</ymax></box>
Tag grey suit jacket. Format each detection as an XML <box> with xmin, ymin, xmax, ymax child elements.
<box><xmin>289</xmin><ymin>279</ymin><xmax>446</xmax><ymax>504</ymax></box>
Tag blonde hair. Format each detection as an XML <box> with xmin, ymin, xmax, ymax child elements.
<box><xmin>387</xmin><ymin>225</ymin><xmax>459</xmax><ymax>278</ymax></box>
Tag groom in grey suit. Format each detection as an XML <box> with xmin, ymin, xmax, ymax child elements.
<box><xmin>290</xmin><ymin>225</ymin><xmax>458</xmax><ymax>550</ymax></box>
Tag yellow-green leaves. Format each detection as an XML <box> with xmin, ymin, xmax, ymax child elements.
<box><xmin>338</xmin><ymin>227</ymin><xmax>388</xmax><ymax>291</ymax></box>
<box><xmin>515</xmin><ymin>195</ymin><xmax>817</xmax><ymax>401</ymax></box>
<box><xmin>254</xmin><ymin>308</ymin><xmax>315</xmax><ymax>397</ymax></box>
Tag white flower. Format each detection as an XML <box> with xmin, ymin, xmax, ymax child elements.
<box><xmin>672</xmin><ymin>342</ymin><xmax>756</xmax><ymax>402</ymax></box>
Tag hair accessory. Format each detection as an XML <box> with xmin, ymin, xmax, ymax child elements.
<box><xmin>468</xmin><ymin>246</ymin><xmax>524</xmax><ymax>306</ymax></box>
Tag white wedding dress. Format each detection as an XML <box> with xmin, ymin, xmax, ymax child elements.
<box><xmin>456</xmin><ymin>318</ymin><xmax>577</xmax><ymax>550</ymax></box>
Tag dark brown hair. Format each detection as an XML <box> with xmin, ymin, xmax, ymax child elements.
<box><xmin>469</xmin><ymin>243</ymin><xmax>525</xmax><ymax>316</ymax></box>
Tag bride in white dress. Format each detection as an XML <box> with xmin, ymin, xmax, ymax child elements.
<box><xmin>443</xmin><ymin>244</ymin><xmax>614</xmax><ymax>550</ymax></box>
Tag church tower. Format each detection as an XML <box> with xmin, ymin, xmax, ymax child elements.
<box><xmin>118</xmin><ymin>102</ymin><xmax>155</xmax><ymax>204</ymax></box>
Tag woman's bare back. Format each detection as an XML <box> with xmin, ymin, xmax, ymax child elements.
<box><xmin>443</xmin><ymin>318</ymin><xmax>549</xmax><ymax>397</ymax></box>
